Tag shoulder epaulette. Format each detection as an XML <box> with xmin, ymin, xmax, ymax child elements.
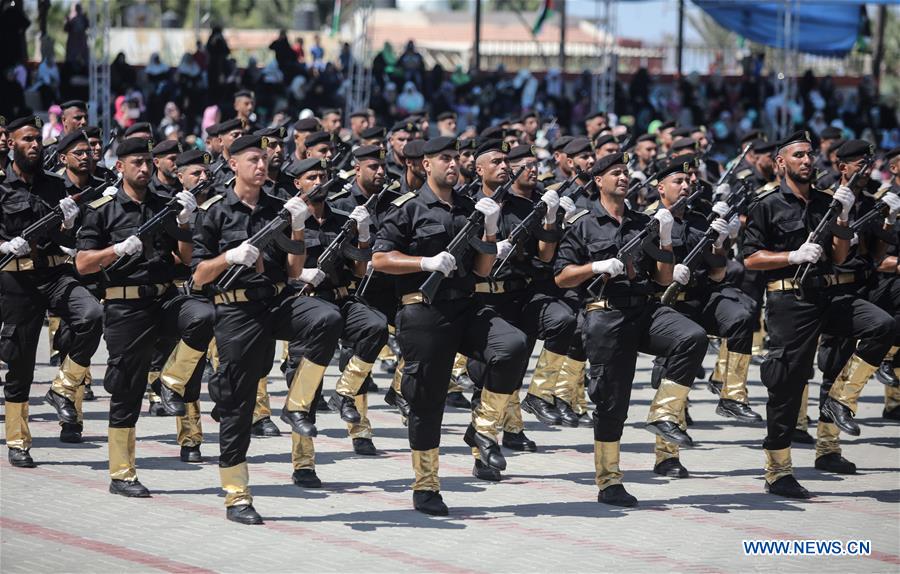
<box><xmin>55</xmin><ymin>166</ymin><xmax>66</xmax><ymax>176</ymax></box>
<box><xmin>328</xmin><ymin>187</ymin><xmax>350</xmax><ymax>200</ymax></box>
<box><xmin>643</xmin><ymin>200</ymin><xmax>660</xmax><ymax>215</ymax></box>
<box><xmin>755</xmin><ymin>184</ymin><xmax>779</xmax><ymax>201</ymax></box>
<box><xmin>225</xmin><ymin>176</ymin><xmax>235</xmax><ymax>187</ymax></box>
<box><xmin>818</xmin><ymin>186</ymin><xmax>835</xmax><ymax>197</ymax></box>
<box><xmin>88</xmin><ymin>195</ymin><xmax>114</xmax><ymax>209</ymax></box>
<box><xmin>566</xmin><ymin>209</ymin><xmax>589</xmax><ymax>224</ymax></box>
<box><xmin>387</xmin><ymin>180</ymin><xmax>401</xmax><ymax>192</ymax></box>
<box><xmin>199</xmin><ymin>194</ymin><xmax>224</xmax><ymax>210</ymax></box>
<box><xmin>391</xmin><ymin>191</ymin><xmax>416</xmax><ymax>207</ymax></box>
<box><xmin>546</xmin><ymin>182</ymin><xmax>563</xmax><ymax>192</ymax></box>
<box><xmin>43</xmin><ymin>170</ymin><xmax>64</xmax><ymax>180</ymax></box>
<box><xmin>538</xmin><ymin>172</ymin><xmax>555</xmax><ymax>182</ymax></box>
<box><xmin>338</xmin><ymin>169</ymin><xmax>355</xmax><ymax>180</ymax></box>
<box><xmin>736</xmin><ymin>169</ymin><xmax>753</xmax><ymax>181</ymax></box>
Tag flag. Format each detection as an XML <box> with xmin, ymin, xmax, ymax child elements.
<box><xmin>532</xmin><ymin>0</ymin><xmax>554</xmax><ymax>36</ymax></box>
<box><xmin>331</xmin><ymin>0</ymin><xmax>342</xmax><ymax>37</ymax></box>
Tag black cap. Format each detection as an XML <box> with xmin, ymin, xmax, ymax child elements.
<box><xmin>885</xmin><ymin>146</ymin><xmax>900</xmax><ymax>162</ymax></box>
<box><xmin>228</xmin><ymin>134</ymin><xmax>268</xmax><ymax>155</ymax></box>
<box><xmin>304</xmin><ymin>131</ymin><xmax>334</xmax><ymax>148</ymax></box>
<box><xmin>650</xmin><ymin>155</ymin><xmax>697</xmax><ymax>185</ymax></box>
<box><xmin>151</xmin><ymin>139</ymin><xmax>183</xmax><ymax>157</ymax></box>
<box><xmin>820</xmin><ymin>126</ymin><xmax>843</xmax><ymax>140</ymax></box>
<box><xmin>751</xmin><ymin>139</ymin><xmax>777</xmax><ymax>154</ymax></box>
<box><xmin>117</xmin><ymin>137</ymin><xmax>154</xmax><ymax>157</ymax></box>
<box><xmin>670</xmin><ymin>126</ymin><xmax>693</xmax><ymax>139</ymax></box>
<box><xmin>658</xmin><ymin>120</ymin><xmax>677</xmax><ymax>131</ymax></box>
<box><xmin>254</xmin><ymin>125</ymin><xmax>287</xmax><ymax>140</ymax></box>
<box><xmin>594</xmin><ymin>134</ymin><xmax>620</xmax><ymax>148</ymax></box>
<box><xmin>390</xmin><ymin>120</ymin><xmax>416</xmax><ymax>134</ymax></box>
<box><xmin>670</xmin><ymin>137</ymin><xmax>698</xmax><ymax>153</ymax></box>
<box><xmin>740</xmin><ymin>129</ymin><xmax>765</xmax><ymax>147</ymax></box>
<box><xmin>285</xmin><ymin>157</ymin><xmax>329</xmax><ymax>178</ymax></box>
<box><xmin>293</xmin><ymin>117</ymin><xmax>321</xmax><ymax>132</ymax></box>
<box><xmin>402</xmin><ymin>140</ymin><xmax>425</xmax><ymax>160</ymax></box>
<box><xmin>353</xmin><ymin>145</ymin><xmax>386</xmax><ymax>161</ymax></box>
<box><xmin>563</xmin><ymin>137</ymin><xmax>593</xmax><ymax>156</ymax></box>
<box><xmin>124</xmin><ymin>122</ymin><xmax>153</xmax><ymax>137</ymax></box>
<box><xmin>422</xmin><ymin>136</ymin><xmax>458</xmax><ymax>155</ymax></box>
<box><xmin>217</xmin><ymin>118</ymin><xmax>247</xmax><ymax>136</ymax></box>
<box><xmin>591</xmin><ymin>152</ymin><xmax>628</xmax><ymax>176</ymax></box>
<box><xmin>475</xmin><ymin>139</ymin><xmax>510</xmax><ymax>158</ymax></box>
<box><xmin>828</xmin><ymin>138</ymin><xmax>846</xmax><ymax>155</ymax></box>
<box><xmin>60</xmin><ymin>100</ymin><xmax>87</xmax><ymax>111</ymax></box>
<box><xmin>57</xmin><ymin>130</ymin><xmax>90</xmax><ymax>152</ymax></box>
<box><xmin>834</xmin><ymin>139</ymin><xmax>875</xmax><ymax>161</ymax></box>
<box><xmin>7</xmin><ymin>115</ymin><xmax>44</xmax><ymax>132</ymax></box>
<box><xmin>480</xmin><ymin>125</ymin><xmax>509</xmax><ymax>140</ymax></box>
<box><xmin>459</xmin><ymin>137</ymin><xmax>478</xmax><ymax>151</ymax></box>
<box><xmin>507</xmin><ymin>144</ymin><xmax>537</xmax><ymax>162</ymax></box>
<box><xmin>349</xmin><ymin>109</ymin><xmax>369</xmax><ymax>119</ymax></box>
<box><xmin>361</xmin><ymin>125</ymin><xmax>386</xmax><ymax>140</ymax></box>
<box><xmin>234</xmin><ymin>89</ymin><xmax>255</xmax><ymax>99</ymax></box>
<box><xmin>436</xmin><ymin>111</ymin><xmax>457</xmax><ymax>122</ymax></box>
<box><xmin>776</xmin><ymin>130</ymin><xmax>813</xmax><ymax>151</ymax></box>
<box><xmin>83</xmin><ymin>126</ymin><xmax>101</xmax><ymax>138</ymax></box>
<box><xmin>176</xmin><ymin>149</ymin><xmax>212</xmax><ymax>167</ymax></box>
<box><xmin>636</xmin><ymin>133</ymin><xmax>657</xmax><ymax>144</ymax></box>
<box><xmin>552</xmin><ymin>136</ymin><xmax>574</xmax><ymax>152</ymax></box>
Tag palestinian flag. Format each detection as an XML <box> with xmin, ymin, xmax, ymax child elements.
<box><xmin>331</xmin><ymin>0</ymin><xmax>341</xmax><ymax>37</ymax></box>
<box><xmin>532</xmin><ymin>0</ymin><xmax>555</xmax><ymax>36</ymax></box>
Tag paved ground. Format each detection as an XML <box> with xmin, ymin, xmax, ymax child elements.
<box><xmin>2</xmin><ymin>327</ymin><xmax>899</xmax><ymax>573</ymax></box>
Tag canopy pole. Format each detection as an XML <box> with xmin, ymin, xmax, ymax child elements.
<box><xmin>474</xmin><ymin>0</ymin><xmax>482</xmax><ymax>72</ymax></box>
<box><xmin>676</xmin><ymin>0</ymin><xmax>684</xmax><ymax>77</ymax></box>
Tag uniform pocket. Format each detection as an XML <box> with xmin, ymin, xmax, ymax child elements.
<box><xmin>0</xmin><ymin>323</ymin><xmax>20</xmax><ymax>363</ymax></box>
<box><xmin>103</xmin><ymin>355</ymin><xmax>125</xmax><ymax>395</ymax></box>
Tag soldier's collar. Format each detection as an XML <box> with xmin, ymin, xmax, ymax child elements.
<box><xmin>590</xmin><ymin>198</ymin><xmax>633</xmax><ymax>221</ymax></box>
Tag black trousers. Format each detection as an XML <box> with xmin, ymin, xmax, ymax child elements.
<box><xmin>104</xmin><ymin>289</ymin><xmax>215</xmax><ymax>428</ymax></box>
<box><xmin>583</xmin><ymin>302</ymin><xmax>708</xmax><ymax>442</ymax></box>
<box><xmin>467</xmin><ymin>287</ymin><xmax>577</xmax><ymax>389</ymax></box>
<box><xmin>672</xmin><ymin>285</ymin><xmax>757</xmax><ymax>355</ymax></box>
<box><xmin>212</xmin><ymin>294</ymin><xmax>342</xmax><ymax>467</ymax></box>
<box><xmin>762</xmin><ymin>288</ymin><xmax>894</xmax><ymax>451</ymax></box>
<box><xmin>1</xmin><ymin>269</ymin><xmax>103</xmax><ymax>402</ymax></box>
<box><xmin>870</xmin><ymin>274</ymin><xmax>900</xmax><ymax>371</ymax></box>
<box><xmin>395</xmin><ymin>297</ymin><xmax>529</xmax><ymax>450</ymax></box>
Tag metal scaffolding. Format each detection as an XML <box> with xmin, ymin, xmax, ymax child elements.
<box><xmin>591</xmin><ymin>0</ymin><xmax>617</xmax><ymax>118</ymax></box>
<box><xmin>344</xmin><ymin>0</ymin><xmax>374</xmax><ymax>117</ymax></box>
<box><xmin>87</xmin><ymin>0</ymin><xmax>112</xmax><ymax>138</ymax></box>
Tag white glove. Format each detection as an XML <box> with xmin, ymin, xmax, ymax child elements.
<box><xmin>850</xmin><ymin>232</ymin><xmax>859</xmax><ymax>248</ymax></box>
<box><xmin>714</xmin><ymin>183</ymin><xmax>731</xmax><ymax>201</ymax></box>
<box><xmin>788</xmin><ymin>238</ymin><xmax>824</xmax><ymax>265</ymax></box>
<box><xmin>591</xmin><ymin>258</ymin><xmax>625</xmax><ymax>278</ymax></box>
<box><xmin>225</xmin><ymin>242</ymin><xmax>260</xmax><ymax>267</ymax></box>
<box><xmin>0</xmin><ymin>236</ymin><xmax>29</xmax><ymax>257</ymax></box>
<box><xmin>710</xmin><ymin>218</ymin><xmax>730</xmax><ymax>248</ymax></box>
<box><xmin>883</xmin><ymin>193</ymin><xmax>900</xmax><ymax>223</ymax></box>
<box><xmin>727</xmin><ymin>215</ymin><xmax>741</xmax><ymax>238</ymax></box>
<box><xmin>113</xmin><ymin>235</ymin><xmax>142</xmax><ymax>257</ymax></box>
<box><xmin>541</xmin><ymin>190</ymin><xmax>560</xmax><ymax>224</ymax></box>
<box><xmin>175</xmin><ymin>191</ymin><xmax>197</xmax><ymax>225</ymax></box>
<box><xmin>102</xmin><ymin>186</ymin><xmax>118</xmax><ymax>197</ymax></box>
<box><xmin>420</xmin><ymin>251</ymin><xmax>456</xmax><ymax>277</ymax></box>
<box><xmin>59</xmin><ymin>197</ymin><xmax>79</xmax><ymax>229</ymax></box>
<box><xmin>284</xmin><ymin>197</ymin><xmax>310</xmax><ymax>231</ymax></box>
<box><xmin>475</xmin><ymin>197</ymin><xmax>501</xmax><ymax>236</ymax></box>
<box><xmin>496</xmin><ymin>239</ymin><xmax>513</xmax><ymax>260</ymax></box>
<box><xmin>350</xmin><ymin>205</ymin><xmax>371</xmax><ymax>243</ymax></box>
<box><xmin>833</xmin><ymin>186</ymin><xmax>855</xmax><ymax>221</ymax></box>
<box><xmin>559</xmin><ymin>196</ymin><xmax>577</xmax><ymax>217</ymax></box>
<box><xmin>299</xmin><ymin>267</ymin><xmax>326</xmax><ymax>287</ymax></box>
<box><xmin>673</xmin><ymin>263</ymin><xmax>691</xmax><ymax>285</ymax></box>
<box><xmin>654</xmin><ymin>209</ymin><xmax>674</xmax><ymax>246</ymax></box>
<box><xmin>711</xmin><ymin>201</ymin><xmax>729</xmax><ymax>218</ymax></box>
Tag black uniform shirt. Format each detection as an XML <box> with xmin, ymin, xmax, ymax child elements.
<box><xmin>192</xmin><ymin>187</ymin><xmax>292</xmax><ymax>290</ymax></box>
<box><xmin>480</xmin><ymin>189</ymin><xmax>559</xmax><ymax>283</ymax></box>
<box><xmin>303</xmin><ymin>204</ymin><xmax>357</xmax><ymax>291</ymax></box>
<box><xmin>373</xmin><ymin>182</ymin><xmax>481</xmax><ymax>297</ymax></box>
<box><xmin>834</xmin><ymin>181</ymin><xmax>884</xmax><ymax>274</ymax></box>
<box><xmin>150</xmin><ymin>174</ymin><xmax>181</xmax><ymax>199</ymax></box>
<box><xmin>77</xmin><ymin>186</ymin><xmax>180</xmax><ymax>286</ymax></box>
<box><xmin>330</xmin><ymin>181</ymin><xmax>402</xmax><ymax>229</ymax></box>
<box><xmin>554</xmin><ymin>200</ymin><xmax>658</xmax><ymax>299</ymax></box>
<box><xmin>1</xmin><ymin>167</ymin><xmax>72</xmax><ymax>260</ymax></box>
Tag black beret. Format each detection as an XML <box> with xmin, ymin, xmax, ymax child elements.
<box><xmin>776</xmin><ymin>130</ymin><xmax>813</xmax><ymax>151</ymax></box>
<box><xmin>507</xmin><ymin>144</ymin><xmax>537</xmax><ymax>162</ymax></box>
<box><xmin>459</xmin><ymin>137</ymin><xmax>478</xmax><ymax>151</ymax></box>
<box><xmin>293</xmin><ymin>117</ymin><xmax>321</xmax><ymax>132</ymax></box>
<box><xmin>658</xmin><ymin>120</ymin><xmax>677</xmax><ymax>131</ymax></box>
<box><xmin>594</xmin><ymin>134</ymin><xmax>620</xmax><ymax>148</ymax></box>
<box><xmin>591</xmin><ymin>152</ymin><xmax>628</xmax><ymax>176</ymax></box>
<box><xmin>585</xmin><ymin>111</ymin><xmax>606</xmax><ymax>121</ymax></box>
<box><xmin>7</xmin><ymin>114</ymin><xmax>44</xmax><ymax>132</ymax></box>
<box><xmin>390</xmin><ymin>120</ymin><xmax>417</xmax><ymax>134</ymax></box>
<box><xmin>361</xmin><ymin>125</ymin><xmax>386</xmax><ymax>140</ymax></box>
<box><xmin>218</xmin><ymin>118</ymin><xmax>248</xmax><ymax>135</ymax></box>
<box><xmin>563</xmin><ymin>137</ymin><xmax>593</xmax><ymax>156</ymax></box>
<box><xmin>349</xmin><ymin>109</ymin><xmax>369</xmax><ymax>119</ymax></box>
<box><xmin>436</xmin><ymin>111</ymin><xmax>457</xmax><ymax>122</ymax></box>
<box><xmin>60</xmin><ymin>100</ymin><xmax>87</xmax><ymax>111</ymax></box>
<box><xmin>176</xmin><ymin>149</ymin><xmax>212</xmax><ymax>167</ymax></box>
<box><xmin>751</xmin><ymin>139</ymin><xmax>777</xmax><ymax>154</ymax></box>
<box><xmin>56</xmin><ymin>130</ymin><xmax>90</xmax><ymax>152</ymax></box>
<box><xmin>828</xmin><ymin>138</ymin><xmax>846</xmax><ymax>155</ymax></box>
<box><xmin>636</xmin><ymin>133</ymin><xmax>657</xmax><ymax>144</ymax></box>
<box><xmin>670</xmin><ymin>137</ymin><xmax>698</xmax><ymax>153</ymax></box>
<box><xmin>480</xmin><ymin>125</ymin><xmax>508</xmax><ymax>140</ymax></box>
<box><xmin>834</xmin><ymin>139</ymin><xmax>874</xmax><ymax>161</ymax></box>
<box><xmin>885</xmin><ymin>146</ymin><xmax>900</xmax><ymax>162</ymax></box>
<box><xmin>650</xmin><ymin>155</ymin><xmax>697</xmax><ymax>185</ymax></box>
<box><xmin>228</xmin><ymin>134</ymin><xmax>268</xmax><ymax>155</ymax></box>
<box><xmin>820</xmin><ymin>126</ymin><xmax>843</xmax><ymax>140</ymax></box>
<box><xmin>151</xmin><ymin>139</ymin><xmax>183</xmax><ymax>157</ymax></box>
<box><xmin>320</xmin><ymin>108</ymin><xmax>342</xmax><ymax>117</ymax></box>
<box><xmin>740</xmin><ymin>129</ymin><xmax>766</xmax><ymax>147</ymax></box>
<box><xmin>117</xmin><ymin>137</ymin><xmax>154</xmax><ymax>157</ymax></box>
<box><xmin>422</xmin><ymin>136</ymin><xmax>458</xmax><ymax>155</ymax></box>
<box><xmin>254</xmin><ymin>125</ymin><xmax>287</xmax><ymax>140</ymax></box>
<box><xmin>402</xmin><ymin>139</ymin><xmax>425</xmax><ymax>160</ymax></box>
<box><xmin>234</xmin><ymin>89</ymin><xmax>255</xmax><ymax>99</ymax></box>
<box><xmin>285</xmin><ymin>157</ymin><xmax>329</xmax><ymax>178</ymax></box>
<box><xmin>354</xmin><ymin>144</ymin><xmax>386</xmax><ymax>161</ymax></box>
<box><xmin>83</xmin><ymin>126</ymin><xmax>101</xmax><ymax>138</ymax></box>
<box><xmin>670</xmin><ymin>126</ymin><xmax>693</xmax><ymax>139</ymax></box>
<box><xmin>475</xmin><ymin>139</ymin><xmax>510</xmax><ymax>158</ymax></box>
<box><xmin>552</xmin><ymin>135</ymin><xmax>574</xmax><ymax>152</ymax></box>
<box><xmin>124</xmin><ymin>122</ymin><xmax>153</xmax><ymax>137</ymax></box>
<box><xmin>304</xmin><ymin>131</ymin><xmax>334</xmax><ymax>147</ymax></box>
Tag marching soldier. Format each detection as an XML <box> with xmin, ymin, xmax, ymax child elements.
<box><xmin>385</xmin><ymin>121</ymin><xmax>415</xmax><ymax>181</ymax></box>
<box><xmin>554</xmin><ymin>151</ymin><xmax>709</xmax><ymax>506</ymax></box>
<box><xmin>435</xmin><ymin>111</ymin><xmax>457</xmax><ymax>138</ymax></box>
<box><xmin>209</xmin><ymin>118</ymin><xmax>248</xmax><ymax>186</ymax></box>
<box><xmin>123</xmin><ymin>122</ymin><xmax>154</xmax><ymax>141</ymax></box>
<box><xmin>457</xmin><ymin>137</ymin><xmax>479</xmax><ymax>188</ymax></box>
<box><xmin>2</xmin><ymin>115</ymin><xmax>103</xmax><ymax>468</ymax></box>
<box><xmin>358</xmin><ymin>125</ymin><xmax>387</xmax><ymax>149</ymax></box>
<box><xmin>562</xmin><ymin>138</ymin><xmax>596</xmax><ymax>209</ymax></box>
<box><xmin>349</xmin><ymin>109</ymin><xmax>370</xmax><ymax>143</ymax></box>
<box><xmin>85</xmin><ymin>126</ymin><xmax>116</xmax><ymax>183</ymax></box>
<box><xmin>75</xmin><ymin>137</ymin><xmax>214</xmax><ymax>494</ymax></box>
<box><xmin>303</xmin><ymin>131</ymin><xmax>335</xmax><ymax>161</ymax></box>
<box><xmin>43</xmin><ymin>100</ymin><xmax>89</xmax><ymax>171</ymax></box>
<box><xmin>593</xmin><ymin>134</ymin><xmax>621</xmax><ymax>160</ymax></box>
<box><xmin>372</xmin><ymin>136</ymin><xmax>529</xmax><ymax>515</ymax></box>
<box><xmin>233</xmin><ymin>90</ymin><xmax>256</xmax><ymax>128</ymax></box>
<box><xmin>149</xmin><ymin>139</ymin><xmax>184</xmax><ymax>197</ymax></box>
<box><xmin>287</xmin><ymin>117</ymin><xmax>321</xmax><ymax>165</ymax></box>
<box><xmin>874</xmin><ymin>147</ymin><xmax>900</xmax><ymax>393</ymax></box>
<box><xmin>742</xmin><ymin>131</ymin><xmax>893</xmax><ymax>498</ymax></box>
<box><xmin>398</xmin><ymin>139</ymin><xmax>426</xmax><ymax>194</ymax></box>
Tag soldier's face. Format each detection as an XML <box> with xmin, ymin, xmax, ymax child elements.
<box><xmin>390</xmin><ymin>130</ymin><xmax>410</xmax><ymax>158</ymax></box>
<box><xmin>235</xmin><ymin>96</ymin><xmax>254</xmax><ymax>118</ymax></box>
<box><xmin>11</xmin><ymin>126</ymin><xmax>42</xmax><ymax>170</ymax></box>
<box><xmin>322</xmin><ymin>113</ymin><xmax>342</xmax><ymax>132</ymax></box>
<box><xmin>424</xmin><ymin>151</ymin><xmax>460</xmax><ymax>188</ymax></box>
<box><xmin>511</xmin><ymin>159</ymin><xmax>537</xmax><ymax>191</ymax></box>
<box><xmin>266</xmin><ymin>140</ymin><xmax>284</xmax><ymax>170</ymax></box>
<box><xmin>659</xmin><ymin>128</ymin><xmax>675</xmax><ymax>147</ymax></box>
<box><xmin>636</xmin><ymin>141</ymin><xmax>657</xmax><ymax>163</ymax></box>
<box><xmin>357</xmin><ymin>158</ymin><xmax>386</xmax><ymax>190</ymax></box>
<box><xmin>438</xmin><ymin>119</ymin><xmax>457</xmax><ymax>136</ymax></box>
<box><xmin>153</xmin><ymin>153</ymin><xmax>177</xmax><ymax>179</ymax></box>
<box><xmin>596</xmin><ymin>165</ymin><xmax>629</xmax><ymax>198</ymax></box>
<box><xmin>406</xmin><ymin>157</ymin><xmax>426</xmax><ymax>179</ymax></box>
<box><xmin>757</xmin><ymin>153</ymin><xmax>775</xmax><ymax>179</ymax></box>
<box><xmin>691</xmin><ymin>131</ymin><xmax>709</xmax><ymax>150</ymax></box>
<box><xmin>524</xmin><ymin>117</ymin><xmax>538</xmax><ymax>136</ymax></box>
<box><xmin>459</xmin><ymin>150</ymin><xmax>475</xmax><ymax>176</ymax></box>
<box><xmin>230</xmin><ymin>148</ymin><xmax>267</xmax><ymax>187</ymax></box>
<box><xmin>890</xmin><ymin>157</ymin><xmax>900</xmax><ymax>179</ymax></box>
<box><xmin>206</xmin><ymin>135</ymin><xmax>222</xmax><ymax>155</ymax></box>
<box><xmin>63</xmin><ymin>142</ymin><xmax>93</xmax><ymax>174</ymax></box>
<box><xmin>776</xmin><ymin>143</ymin><xmax>814</xmax><ymax>184</ymax></box>
<box><xmin>350</xmin><ymin>116</ymin><xmax>369</xmax><ymax>135</ymax></box>
<box><xmin>306</xmin><ymin>143</ymin><xmax>332</xmax><ymax>160</ymax></box>
<box><xmin>178</xmin><ymin>165</ymin><xmax>208</xmax><ymax>191</ymax></box>
<box><xmin>568</xmin><ymin>151</ymin><xmax>595</xmax><ymax>174</ymax></box>
<box><xmin>296</xmin><ymin>170</ymin><xmax>327</xmax><ymax>202</ymax></box>
<box><xmin>585</xmin><ymin>117</ymin><xmax>605</xmax><ymax>137</ymax></box>
<box><xmin>117</xmin><ymin>154</ymin><xmax>152</xmax><ymax>188</ymax></box>
<box><xmin>63</xmin><ymin>108</ymin><xmax>87</xmax><ymax>133</ymax></box>
<box><xmin>88</xmin><ymin>136</ymin><xmax>102</xmax><ymax>163</ymax></box>
<box><xmin>221</xmin><ymin>129</ymin><xmax>244</xmax><ymax>152</ymax></box>
<box><xmin>595</xmin><ymin>142</ymin><xmax>620</xmax><ymax>160</ymax></box>
<box><xmin>476</xmin><ymin>151</ymin><xmax>510</xmax><ymax>187</ymax></box>
<box><xmin>839</xmin><ymin>157</ymin><xmax>870</xmax><ymax>187</ymax></box>
<box><xmin>659</xmin><ymin>173</ymin><xmax>690</xmax><ymax>208</ymax></box>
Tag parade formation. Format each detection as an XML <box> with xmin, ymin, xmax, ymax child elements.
<box><xmin>2</xmin><ymin>93</ymin><xmax>899</xmax><ymax>527</ymax></box>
